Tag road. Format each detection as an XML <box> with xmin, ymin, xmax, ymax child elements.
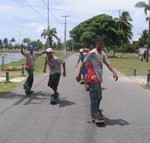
<box><xmin>0</xmin><ymin>54</ymin><xmax>150</xmax><ymax>143</ymax></box>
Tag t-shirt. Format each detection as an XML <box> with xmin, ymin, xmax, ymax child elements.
<box><xmin>84</xmin><ymin>48</ymin><xmax>110</xmax><ymax>81</ymax></box>
<box><xmin>79</xmin><ymin>54</ymin><xmax>85</xmax><ymax>62</ymax></box>
<box><xmin>45</xmin><ymin>56</ymin><xmax>65</xmax><ymax>75</ymax></box>
<box><xmin>24</xmin><ymin>52</ymin><xmax>42</xmax><ymax>70</ymax></box>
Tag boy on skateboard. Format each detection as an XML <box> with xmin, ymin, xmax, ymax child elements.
<box><xmin>20</xmin><ymin>44</ymin><xmax>45</xmax><ymax>95</ymax></box>
<box><xmin>76</xmin><ymin>38</ymin><xmax>118</xmax><ymax>122</ymax></box>
<box><xmin>43</xmin><ymin>48</ymin><xmax>66</xmax><ymax>104</ymax></box>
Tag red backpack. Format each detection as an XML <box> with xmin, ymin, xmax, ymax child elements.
<box><xmin>85</xmin><ymin>63</ymin><xmax>100</xmax><ymax>83</ymax></box>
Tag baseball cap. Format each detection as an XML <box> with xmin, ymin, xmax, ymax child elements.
<box><xmin>46</xmin><ymin>48</ymin><xmax>53</xmax><ymax>53</ymax></box>
<box><xmin>79</xmin><ymin>49</ymin><xmax>84</xmax><ymax>53</ymax></box>
<box><xmin>28</xmin><ymin>45</ymin><xmax>34</xmax><ymax>50</ymax></box>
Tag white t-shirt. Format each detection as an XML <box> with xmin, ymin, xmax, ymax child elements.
<box><xmin>45</xmin><ymin>56</ymin><xmax>65</xmax><ymax>75</ymax></box>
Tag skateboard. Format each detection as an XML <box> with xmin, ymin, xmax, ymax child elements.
<box><xmin>50</xmin><ymin>95</ymin><xmax>59</xmax><ymax>105</ymax></box>
<box><xmin>92</xmin><ymin>118</ymin><xmax>105</xmax><ymax>126</ymax></box>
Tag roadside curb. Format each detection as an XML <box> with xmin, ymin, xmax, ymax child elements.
<box><xmin>0</xmin><ymin>77</ymin><xmax>26</xmax><ymax>83</ymax></box>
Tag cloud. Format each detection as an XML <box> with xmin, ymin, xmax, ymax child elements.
<box><xmin>0</xmin><ymin>0</ymin><xmax>148</xmax><ymax>43</ymax></box>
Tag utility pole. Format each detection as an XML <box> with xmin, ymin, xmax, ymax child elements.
<box><xmin>47</xmin><ymin>0</ymin><xmax>50</xmax><ymax>47</ymax></box>
<box><xmin>62</xmin><ymin>15</ymin><xmax>69</xmax><ymax>55</ymax></box>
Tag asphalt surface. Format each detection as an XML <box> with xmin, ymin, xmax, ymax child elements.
<box><xmin>0</xmin><ymin>54</ymin><xmax>150</xmax><ymax>143</ymax></box>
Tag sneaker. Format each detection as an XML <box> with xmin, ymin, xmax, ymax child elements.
<box><xmin>85</xmin><ymin>84</ymin><xmax>90</xmax><ymax>91</ymax></box>
<box><xmin>25</xmin><ymin>90</ymin><xmax>33</xmax><ymax>95</ymax></box>
<box><xmin>97</xmin><ymin>115</ymin><xmax>104</xmax><ymax>120</ymax></box>
<box><xmin>50</xmin><ymin>96</ymin><xmax>57</xmax><ymax>105</ymax></box>
<box><xmin>51</xmin><ymin>93</ymin><xmax>59</xmax><ymax>99</ymax></box>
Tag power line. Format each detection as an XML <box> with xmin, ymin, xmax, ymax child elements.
<box><xmin>42</xmin><ymin>0</ymin><xmax>48</xmax><ymax>8</ymax></box>
<box><xmin>24</xmin><ymin>0</ymin><xmax>45</xmax><ymax>19</ymax></box>
<box><xmin>41</xmin><ymin>0</ymin><xmax>62</xmax><ymax>25</ymax></box>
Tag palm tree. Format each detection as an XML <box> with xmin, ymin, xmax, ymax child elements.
<box><xmin>3</xmin><ymin>38</ymin><xmax>9</xmax><ymax>49</ymax></box>
<box><xmin>116</xmin><ymin>11</ymin><xmax>133</xmax><ymax>52</ymax></box>
<box><xmin>41</xmin><ymin>26</ymin><xmax>59</xmax><ymax>47</ymax></box>
<box><xmin>135</xmin><ymin>0</ymin><xmax>150</xmax><ymax>62</ymax></box>
<box><xmin>22</xmin><ymin>38</ymin><xmax>30</xmax><ymax>45</ymax></box>
<box><xmin>0</xmin><ymin>39</ymin><xmax>2</xmax><ymax>49</ymax></box>
<box><xmin>139</xmin><ymin>30</ymin><xmax>149</xmax><ymax>46</ymax></box>
<box><xmin>10</xmin><ymin>37</ymin><xmax>15</xmax><ymax>49</ymax></box>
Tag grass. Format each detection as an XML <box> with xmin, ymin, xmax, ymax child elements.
<box><xmin>108</xmin><ymin>53</ymin><xmax>150</xmax><ymax>90</ymax></box>
<box><xmin>0</xmin><ymin>50</ymin><xmax>72</xmax><ymax>96</ymax></box>
<box><xmin>108</xmin><ymin>54</ymin><xmax>150</xmax><ymax>76</ymax></box>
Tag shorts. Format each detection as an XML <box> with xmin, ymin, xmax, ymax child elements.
<box><xmin>48</xmin><ymin>73</ymin><xmax>61</xmax><ymax>90</ymax></box>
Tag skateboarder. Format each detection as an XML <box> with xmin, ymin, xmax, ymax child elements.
<box><xmin>20</xmin><ymin>44</ymin><xmax>45</xmax><ymax>95</ymax></box>
<box><xmin>76</xmin><ymin>49</ymin><xmax>87</xmax><ymax>84</ymax></box>
<box><xmin>76</xmin><ymin>38</ymin><xmax>118</xmax><ymax>121</ymax></box>
<box><xmin>43</xmin><ymin>48</ymin><xmax>66</xmax><ymax>104</ymax></box>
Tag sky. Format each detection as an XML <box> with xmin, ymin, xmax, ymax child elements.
<box><xmin>0</xmin><ymin>0</ymin><xmax>148</xmax><ymax>44</ymax></box>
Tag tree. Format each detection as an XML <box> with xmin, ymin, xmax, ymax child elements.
<box><xmin>0</xmin><ymin>39</ymin><xmax>2</xmax><ymax>49</ymax></box>
<box><xmin>10</xmin><ymin>37</ymin><xmax>16</xmax><ymax>49</ymax></box>
<box><xmin>138</xmin><ymin>30</ymin><xmax>149</xmax><ymax>47</ymax></box>
<box><xmin>22</xmin><ymin>38</ymin><xmax>31</xmax><ymax>49</ymax></box>
<box><xmin>135</xmin><ymin>0</ymin><xmax>150</xmax><ymax>62</ymax></box>
<box><xmin>41</xmin><ymin>26</ymin><xmax>59</xmax><ymax>47</ymax></box>
<box><xmin>70</xmin><ymin>14</ymin><xmax>120</xmax><ymax>51</ymax></box>
<box><xmin>116</xmin><ymin>11</ymin><xmax>133</xmax><ymax>52</ymax></box>
<box><xmin>30</xmin><ymin>40</ymin><xmax>43</xmax><ymax>50</ymax></box>
<box><xmin>3</xmin><ymin>38</ymin><xmax>8</xmax><ymax>49</ymax></box>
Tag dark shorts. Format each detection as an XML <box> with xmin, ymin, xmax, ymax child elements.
<box><xmin>48</xmin><ymin>73</ymin><xmax>61</xmax><ymax>90</ymax></box>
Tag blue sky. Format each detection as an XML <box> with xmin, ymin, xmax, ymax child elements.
<box><xmin>0</xmin><ymin>0</ymin><xmax>148</xmax><ymax>44</ymax></box>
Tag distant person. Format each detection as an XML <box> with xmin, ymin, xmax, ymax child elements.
<box><xmin>76</xmin><ymin>38</ymin><xmax>118</xmax><ymax>121</ymax></box>
<box><xmin>43</xmin><ymin>48</ymin><xmax>66</xmax><ymax>101</ymax></box>
<box><xmin>76</xmin><ymin>49</ymin><xmax>87</xmax><ymax>84</ymax></box>
<box><xmin>20</xmin><ymin>44</ymin><xmax>45</xmax><ymax>95</ymax></box>
<box><xmin>140</xmin><ymin>50</ymin><xmax>147</xmax><ymax>61</ymax></box>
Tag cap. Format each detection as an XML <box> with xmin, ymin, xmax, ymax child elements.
<box><xmin>28</xmin><ymin>45</ymin><xmax>34</xmax><ymax>51</ymax></box>
<box><xmin>79</xmin><ymin>49</ymin><xmax>84</xmax><ymax>53</ymax></box>
<box><xmin>46</xmin><ymin>48</ymin><xmax>53</xmax><ymax>53</ymax></box>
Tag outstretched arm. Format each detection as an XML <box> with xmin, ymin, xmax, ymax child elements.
<box><xmin>62</xmin><ymin>62</ymin><xmax>66</xmax><ymax>77</ymax></box>
<box><xmin>20</xmin><ymin>44</ymin><xmax>25</xmax><ymax>56</ymax></box>
<box><xmin>76</xmin><ymin>57</ymin><xmax>80</xmax><ymax>67</ymax></box>
<box><xmin>107</xmin><ymin>64</ymin><xmax>118</xmax><ymax>81</ymax></box>
<box><xmin>76</xmin><ymin>62</ymin><xmax>86</xmax><ymax>82</ymax></box>
<box><xmin>43</xmin><ymin>59</ymin><xmax>47</xmax><ymax>73</ymax></box>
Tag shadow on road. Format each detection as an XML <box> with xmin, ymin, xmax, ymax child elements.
<box><xmin>105</xmin><ymin>117</ymin><xmax>129</xmax><ymax>126</ymax></box>
<box><xmin>58</xmin><ymin>97</ymin><xmax>76</xmax><ymax>107</ymax></box>
<box><xmin>0</xmin><ymin>91</ymin><xmax>76</xmax><ymax>108</ymax></box>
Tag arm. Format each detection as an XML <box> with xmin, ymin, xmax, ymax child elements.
<box><xmin>62</xmin><ymin>62</ymin><xmax>66</xmax><ymax>77</ymax></box>
<box><xmin>76</xmin><ymin>62</ymin><xmax>86</xmax><ymax>82</ymax></box>
<box><xmin>103</xmin><ymin>52</ymin><xmax>118</xmax><ymax>81</ymax></box>
<box><xmin>76</xmin><ymin>56</ymin><xmax>80</xmax><ymax>67</ymax></box>
<box><xmin>107</xmin><ymin>64</ymin><xmax>118</xmax><ymax>81</ymax></box>
<box><xmin>43</xmin><ymin>58</ymin><xmax>47</xmax><ymax>73</ymax></box>
<box><xmin>20</xmin><ymin>44</ymin><xmax>25</xmax><ymax>56</ymax></box>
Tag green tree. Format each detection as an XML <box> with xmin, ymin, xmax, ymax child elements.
<box><xmin>3</xmin><ymin>38</ymin><xmax>9</xmax><ymax>49</ymax></box>
<box><xmin>138</xmin><ymin>30</ymin><xmax>149</xmax><ymax>47</ymax></box>
<box><xmin>10</xmin><ymin>37</ymin><xmax>16</xmax><ymax>49</ymax></box>
<box><xmin>135</xmin><ymin>0</ymin><xmax>150</xmax><ymax>61</ymax></box>
<box><xmin>70</xmin><ymin>14</ymin><xmax>120</xmax><ymax>52</ymax></box>
<box><xmin>41</xmin><ymin>26</ymin><xmax>59</xmax><ymax>47</ymax></box>
<box><xmin>30</xmin><ymin>39</ymin><xmax>43</xmax><ymax>50</ymax></box>
<box><xmin>0</xmin><ymin>39</ymin><xmax>3</xmax><ymax>49</ymax></box>
<box><xmin>116</xmin><ymin>11</ymin><xmax>133</xmax><ymax>52</ymax></box>
<box><xmin>22</xmin><ymin>38</ymin><xmax>30</xmax><ymax>49</ymax></box>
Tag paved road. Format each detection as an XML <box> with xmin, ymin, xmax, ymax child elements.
<box><xmin>0</xmin><ymin>54</ymin><xmax>150</xmax><ymax>143</ymax></box>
